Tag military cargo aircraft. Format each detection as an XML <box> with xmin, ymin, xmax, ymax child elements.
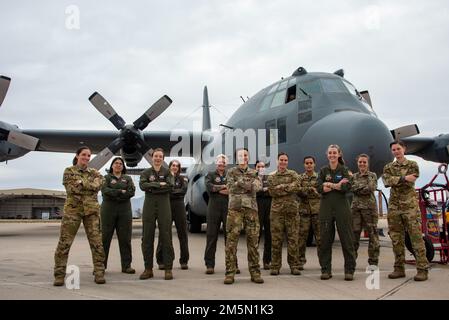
<box><xmin>1</xmin><ymin>68</ymin><xmax>449</xmax><ymax>232</ymax></box>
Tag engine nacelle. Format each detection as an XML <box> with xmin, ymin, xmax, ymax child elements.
<box><xmin>417</xmin><ymin>134</ymin><xmax>449</xmax><ymax>163</ymax></box>
<box><xmin>120</xmin><ymin>149</ymin><xmax>143</xmax><ymax>168</ymax></box>
<box><xmin>0</xmin><ymin>141</ymin><xmax>29</xmax><ymax>162</ymax></box>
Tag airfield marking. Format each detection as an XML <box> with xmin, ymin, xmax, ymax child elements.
<box><xmin>376</xmin><ymin>278</ymin><xmax>414</xmax><ymax>300</ymax></box>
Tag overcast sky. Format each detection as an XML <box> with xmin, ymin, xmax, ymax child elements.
<box><xmin>1</xmin><ymin>0</ymin><xmax>449</xmax><ymax>195</ymax></box>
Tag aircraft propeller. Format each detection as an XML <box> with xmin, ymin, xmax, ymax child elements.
<box><xmin>87</xmin><ymin>92</ymin><xmax>172</xmax><ymax>169</ymax></box>
<box><xmin>0</xmin><ymin>76</ymin><xmax>40</xmax><ymax>151</ymax></box>
<box><xmin>0</xmin><ymin>76</ymin><xmax>11</xmax><ymax>107</ymax></box>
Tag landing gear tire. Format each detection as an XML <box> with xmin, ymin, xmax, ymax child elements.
<box><xmin>405</xmin><ymin>232</ymin><xmax>434</xmax><ymax>263</ymax></box>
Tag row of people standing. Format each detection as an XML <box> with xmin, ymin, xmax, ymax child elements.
<box><xmin>53</xmin><ymin>147</ymin><xmax>189</xmax><ymax>285</ymax></box>
<box><xmin>203</xmin><ymin>142</ymin><xmax>429</xmax><ymax>284</ymax></box>
<box><xmin>53</xmin><ymin>141</ymin><xmax>429</xmax><ymax>286</ymax></box>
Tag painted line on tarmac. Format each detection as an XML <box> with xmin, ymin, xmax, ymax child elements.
<box><xmin>376</xmin><ymin>278</ymin><xmax>413</xmax><ymax>300</ymax></box>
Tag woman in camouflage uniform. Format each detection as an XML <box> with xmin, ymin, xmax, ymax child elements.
<box><xmin>101</xmin><ymin>157</ymin><xmax>136</xmax><ymax>274</ymax></box>
<box><xmin>383</xmin><ymin>140</ymin><xmax>429</xmax><ymax>281</ymax></box>
<box><xmin>351</xmin><ymin>154</ymin><xmax>379</xmax><ymax>266</ymax></box>
<box><xmin>53</xmin><ymin>146</ymin><xmax>106</xmax><ymax>286</ymax></box>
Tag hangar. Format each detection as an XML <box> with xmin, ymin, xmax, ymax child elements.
<box><xmin>0</xmin><ymin>188</ymin><xmax>66</xmax><ymax>219</ymax></box>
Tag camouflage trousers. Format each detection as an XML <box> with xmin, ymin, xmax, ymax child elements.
<box><xmin>225</xmin><ymin>208</ymin><xmax>260</xmax><ymax>276</ymax></box>
<box><xmin>352</xmin><ymin>208</ymin><xmax>380</xmax><ymax>265</ymax></box>
<box><xmin>388</xmin><ymin>209</ymin><xmax>429</xmax><ymax>271</ymax></box>
<box><xmin>298</xmin><ymin>214</ymin><xmax>320</xmax><ymax>267</ymax></box>
<box><xmin>54</xmin><ymin>212</ymin><xmax>105</xmax><ymax>277</ymax></box>
<box><xmin>270</xmin><ymin>208</ymin><xmax>300</xmax><ymax>270</ymax></box>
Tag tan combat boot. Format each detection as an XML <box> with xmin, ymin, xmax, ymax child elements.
<box><xmin>413</xmin><ymin>269</ymin><xmax>428</xmax><ymax>281</ymax></box>
<box><xmin>224</xmin><ymin>274</ymin><xmax>234</xmax><ymax>285</ymax></box>
<box><xmin>251</xmin><ymin>274</ymin><xmax>264</xmax><ymax>284</ymax></box>
<box><xmin>139</xmin><ymin>268</ymin><xmax>154</xmax><ymax>280</ymax></box>
<box><xmin>270</xmin><ymin>269</ymin><xmax>279</xmax><ymax>275</ymax></box>
<box><xmin>291</xmin><ymin>268</ymin><xmax>302</xmax><ymax>275</ymax></box>
<box><xmin>388</xmin><ymin>267</ymin><xmax>406</xmax><ymax>279</ymax></box>
<box><xmin>165</xmin><ymin>270</ymin><xmax>173</xmax><ymax>280</ymax></box>
<box><xmin>205</xmin><ymin>267</ymin><xmax>214</xmax><ymax>274</ymax></box>
<box><xmin>53</xmin><ymin>276</ymin><xmax>65</xmax><ymax>287</ymax></box>
<box><xmin>94</xmin><ymin>273</ymin><xmax>106</xmax><ymax>284</ymax></box>
<box><xmin>122</xmin><ymin>267</ymin><xmax>136</xmax><ymax>274</ymax></box>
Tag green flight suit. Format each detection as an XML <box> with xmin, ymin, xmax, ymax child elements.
<box><xmin>100</xmin><ymin>173</ymin><xmax>135</xmax><ymax>270</ymax></box>
<box><xmin>317</xmin><ymin>164</ymin><xmax>356</xmax><ymax>275</ymax></box>
<box><xmin>140</xmin><ymin>166</ymin><xmax>175</xmax><ymax>270</ymax></box>
<box><xmin>204</xmin><ymin>169</ymin><xmax>229</xmax><ymax>268</ymax></box>
<box><xmin>156</xmin><ymin>174</ymin><xmax>190</xmax><ymax>266</ymax></box>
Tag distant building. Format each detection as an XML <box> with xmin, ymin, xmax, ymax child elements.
<box><xmin>0</xmin><ymin>188</ymin><xmax>66</xmax><ymax>219</ymax></box>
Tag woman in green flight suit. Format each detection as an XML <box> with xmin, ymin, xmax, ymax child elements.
<box><xmin>101</xmin><ymin>157</ymin><xmax>136</xmax><ymax>274</ymax></box>
<box><xmin>317</xmin><ymin>144</ymin><xmax>356</xmax><ymax>281</ymax></box>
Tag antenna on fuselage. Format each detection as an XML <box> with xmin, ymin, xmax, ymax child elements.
<box><xmin>240</xmin><ymin>96</ymin><xmax>246</xmax><ymax>103</ymax></box>
<box><xmin>202</xmin><ymin>86</ymin><xmax>211</xmax><ymax>131</ymax></box>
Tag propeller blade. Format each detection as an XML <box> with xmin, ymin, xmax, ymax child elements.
<box><xmin>133</xmin><ymin>95</ymin><xmax>172</xmax><ymax>130</ymax></box>
<box><xmin>88</xmin><ymin>137</ymin><xmax>124</xmax><ymax>170</ymax></box>
<box><xmin>143</xmin><ymin>148</ymin><xmax>154</xmax><ymax>166</ymax></box>
<box><xmin>391</xmin><ymin>124</ymin><xmax>420</xmax><ymax>140</ymax></box>
<box><xmin>7</xmin><ymin>130</ymin><xmax>39</xmax><ymax>150</ymax></box>
<box><xmin>0</xmin><ymin>76</ymin><xmax>11</xmax><ymax>107</ymax></box>
<box><xmin>88</xmin><ymin>92</ymin><xmax>126</xmax><ymax>130</ymax></box>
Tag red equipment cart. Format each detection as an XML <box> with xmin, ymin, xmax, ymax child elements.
<box><xmin>406</xmin><ymin>164</ymin><xmax>449</xmax><ymax>264</ymax></box>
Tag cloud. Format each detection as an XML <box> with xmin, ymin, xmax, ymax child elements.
<box><xmin>1</xmin><ymin>0</ymin><xmax>449</xmax><ymax>193</ymax></box>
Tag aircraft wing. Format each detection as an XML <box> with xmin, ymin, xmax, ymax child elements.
<box><xmin>143</xmin><ymin>130</ymin><xmax>204</xmax><ymax>157</ymax></box>
<box><xmin>22</xmin><ymin>130</ymin><xmax>120</xmax><ymax>153</ymax></box>
<box><xmin>21</xmin><ymin>129</ymin><xmax>203</xmax><ymax>156</ymax></box>
<box><xmin>402</xmin><ymin>135</ymin><xmax>449</xmax><ymax>163</ymax></box>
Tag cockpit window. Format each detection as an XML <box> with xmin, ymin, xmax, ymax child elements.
<box><xmin>320</xmin><ymin>78</ymin><xmax>347</xmax><ymax>93</ymax></box>
<box><xmin>342</xmin><ymin>80</ymin><xmax>358</xmax><ymax>96</ymax></box>
<box><xmin>270</xmin><ymin>89</ymin><xmax>287</xmax><ymax>108</ymax></box>
<box><xmin>277</xmin><ymin>80</ymin><xmax>289</xmax><ymax>91</ymax></box>
<box><xmin>267</xmin><ymin>83</ymin><xmax>279</xmax><ymax>94</ymax></box>
<box><xmin>260</xmin><ymin>93</ymin><xmax>274</xmax><ymax>111</ymax></box>
<box><xmin>299</xmin><ymin>80</ymin><xmax>322</xmax><ymax>95</ymax></box>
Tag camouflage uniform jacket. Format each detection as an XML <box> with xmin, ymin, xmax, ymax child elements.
<box><xmin>101</xmin><ymin>173</ymin><xmax>135</xmax><ymax>202</ymax></box>
<box><xmin>139</xmin><ymin>166</ymin><xmax>174</xmax><ymax>195</ymax></box>
<box><xmin>63</xmin><ymin>165</ymin><xmax>104</xmax><ymax>215</ymax></box>
<box><xmin>297</xmin><ymin>172</ymin><xmax>320</xmax><ymax>215</ymax></box>
<box><xmin>171</xmin><ymin>174</ymin><xmax>188</xmax><ymax>200</ymax></box>
<box><xmin>226</xmin><ymin>166</ymin><xmax>261</xmax><ymax>211</ymax></box>
<box><xmin>205</xmin><ymin>170</ymin><xmax>228</xmax><ymax>200</ymax></box>
<box><xmin>351</xmin><ymin>171</ymin><xmax>378</xmax><ymax>210</ymax></box>
<box><xmin>382</xmin><ymin>159</ymin><xmax>419</xmax><ymax>211</ymax></box>
<box><xmin>267</xmin><ymin>169</ymin><xmax>300</xmax><ymax>206</ymax></box>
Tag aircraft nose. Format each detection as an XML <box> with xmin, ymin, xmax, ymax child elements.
<box><xmin>299</xmin><ymin>111</ymin><xmax>393</xmax><ymax>176</ymax></box>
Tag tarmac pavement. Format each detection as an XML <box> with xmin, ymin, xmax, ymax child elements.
<box><xmin>0</xmin><ymin>220</ymin><xmax>448</xmax><ymax>300</ymax></box>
